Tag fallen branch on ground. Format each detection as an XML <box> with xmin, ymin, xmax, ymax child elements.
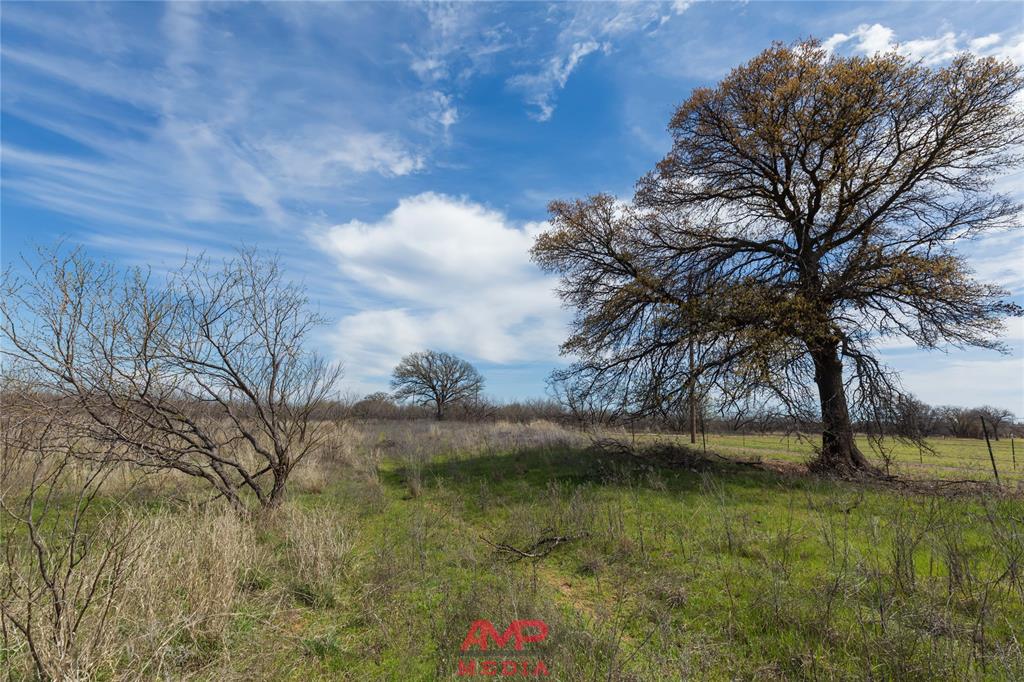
<box><xmin>480</xmin><ymin>531</ymin><xmax>589</xmax><ymax>560</ymax></box>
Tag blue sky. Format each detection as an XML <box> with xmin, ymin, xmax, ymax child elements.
<box><xmin>2</xmin><ymin>1</ymin><xmax>1023</xmax><ymax>412</ymax></box>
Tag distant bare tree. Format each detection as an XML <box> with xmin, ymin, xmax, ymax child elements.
<box><xmin>547</xmin><ymin>370</ymin><xmax>624</xmax><ymax>426</ymax></box>
<box><xmin>390</xmin><ymin>350</ymin><xmax>483</xmax><ymax>420</ymax></box>
<box><xmin>491</xmin><ymin>398</ymin><xmax>567</xmax><ymax>424</ymax></box>
<box><xmin>893</xmin><ymin>397</ymin><xmax>938</xmax><ymax>440</ymax></box>
<box><xmin>1</xmin><ymin>246</ymin><xmax>342</xmax><ymax>513</ymax></box>
<box><xmin>534</xmin><ymin>41</ymin><xmax>1023</xmax><ymax>475</ymax></box>
<box><xmin>977</xmin><ymin>406</ymin><xmax>1015</xmax><ymax>440</ymax></box>
<box><xmin>352</xmin><ymin>392</ymin><xmax>403</xmax><ymax>419</ymax></box>
<box><xmin>935</xmin><ymin>406</ymin><xmax>979</xmax><ymax>439</ymax></box>
<box><xmin>716</xmin><ymin>395</ymin><xmax>778</xmax><ymax>434</ymax></box>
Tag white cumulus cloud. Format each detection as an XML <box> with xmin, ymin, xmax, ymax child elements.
<box><xmin>314</xmin><ymin>193</ymin><xmax>566</xmax><ymax>385</ymax></box>
<box><xmin>822</xmin><ymin>23</ymin><xmax>895</xmax><ymax>55</ymax></box>
<box><xmin>824</xmin><ymin>25</ymin><xmax>1024</xmax><ymax>67</ymax></box>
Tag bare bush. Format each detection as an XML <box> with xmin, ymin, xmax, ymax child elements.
<box><xmin>1</xmin><ymin>246</ymin><xmax>343</xmax><ymax>513</ymax></box>
<box><xmin>0</xmin><ymin>406</ymin><xmax>141</xmax><ymax>680</ymax></box>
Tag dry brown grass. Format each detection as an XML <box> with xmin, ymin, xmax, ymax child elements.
<box><xmin>114</xmin><ymin>507</ymin><xmax>262</xmax><ymax>677</ymax></box>
<box><xmin>272</xmin><ymin>503</ymin><xmax>355</xmax><ymax>609</ymax></box>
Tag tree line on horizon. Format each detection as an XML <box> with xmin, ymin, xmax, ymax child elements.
<box><xmin>344</xmin><ymin>378</ymin><xmax>1022</xmax><ymax>441</ymax></box>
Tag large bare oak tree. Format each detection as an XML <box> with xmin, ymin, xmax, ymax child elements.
<box><xmin>533</xmin><ymin>41</ymin><xmax>1023</xmax><ymax>474</ymax></box>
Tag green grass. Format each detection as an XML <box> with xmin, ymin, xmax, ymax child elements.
<box><xmin>223</xmin><ymin>440</ymin><xmax>1023</xmax><ymax>680</ymax></box>
<box><xmin>6</xmin><ymin>430</ymin><xmax>1024</xmax><ymax>680</ymax></box>
<box><xmin>649</xmin><ymin>433</ymin><xmax>1024</xmax><ymax>486</ymax></box>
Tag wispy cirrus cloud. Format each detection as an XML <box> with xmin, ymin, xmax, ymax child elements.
<box><xmin>505</xmin><ymin>1</ymin><xmax>694</xmax><ymax>121</ymax></box>
<box><xmin>507</xmin><ymin>40</ymin><xmax>610</xmax><ymax>122</ymax></box>
<box><xmin>402</xmin><ymin>3</ymin><xmax>510</xmax><ymax>134</ymax></box>
<box><xmin>1</xmin><ymin>2</ymin><xmax>431</xmax><ymax>261</ymax></box>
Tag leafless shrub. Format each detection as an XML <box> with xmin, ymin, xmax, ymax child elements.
<box><xmin>0</xmin><ymin>407</ymin><xmax>141</xmax><ymax>680</ymax></box>
<box><xmin>1</xmin><ymin>246</ymin><xmax>343</xmax><ymax>514</ymax></box>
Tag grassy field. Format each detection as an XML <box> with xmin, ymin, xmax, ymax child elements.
<box><xmin>2</xmin><ymin>421</ymin><xmax>1023</xmax><ymax>680</ymax></box>
<box><xmin>657</xmin><ymin>433</ymin><xmax>1024</xmax><ymax>487</ymax></box>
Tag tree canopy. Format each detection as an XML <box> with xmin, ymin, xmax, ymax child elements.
<box><xmin>390</xmin><ymin>350</ymin><xmax>484</xmax><ymax>420</ymax></box>
<box><xmin>533</xmin><ymin>40</ymin><xmax>1023</xmax><ymax>473</ymax></box>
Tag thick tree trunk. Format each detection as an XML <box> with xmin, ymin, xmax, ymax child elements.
<box><xmin>809</xmin><ymin>344</ymin><xmax>877</xmax><ymax>476</ymax></box>
<box><xmin>267</xmin><ymin>468</ymin><xmax>288</xmax><ymax>509</ymax></box>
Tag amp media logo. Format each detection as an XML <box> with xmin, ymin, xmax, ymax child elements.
<box><xmin>456</xmin><ymin>619</ymin><xmax>550</xmax><ymax>677</ymax></box>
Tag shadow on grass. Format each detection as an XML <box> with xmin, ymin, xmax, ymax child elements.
<box><xmin>395</xmin><ymin>442</ymin><xmax>829</xmax><ymax>502</ymax></box>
